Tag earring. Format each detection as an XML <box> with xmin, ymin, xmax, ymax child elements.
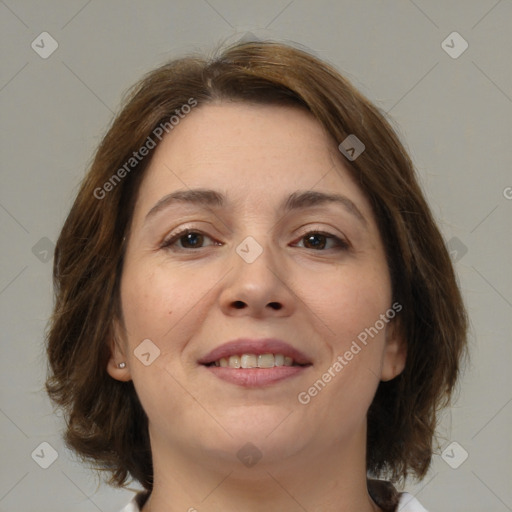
<box><xmin>118</xmin><ymin>362</ymin><xmax>126</xmax><ymax>369</ymax></box>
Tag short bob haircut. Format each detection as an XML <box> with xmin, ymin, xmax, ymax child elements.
<box><xmin>46</xmin><ymin>41</ymin><xmax>468</xmax><ymax>491</ymax></box>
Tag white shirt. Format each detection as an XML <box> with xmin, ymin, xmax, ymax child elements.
<box><xmin>397</xmin><ymin>492</ymin><xmax>429</xmax><ymax>511</ymax></box>
<box><xmin>120</xmin><ymin>491</ymin><xmax>428</xmax><ymax>511</ymax></box>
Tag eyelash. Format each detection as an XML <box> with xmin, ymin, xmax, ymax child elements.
<box><xmin>161</xmin><ymin>228</ymin><xmax>350</xmax><ymax>252</ymax></box>
<box><xmin>293</xmin><ymin>231</ymin><xmax>350</xmax><ymax>251</ymax></box>
<box><xmin>161</xmin><ymin>229</ymin><xmax>221</xmax><ymax>251</ymax></box>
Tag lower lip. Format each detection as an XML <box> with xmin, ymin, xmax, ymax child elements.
<box><xmin>203</xmin><ymin>365</ymin><xmax>309</xmax><ymax>387</ymax></box>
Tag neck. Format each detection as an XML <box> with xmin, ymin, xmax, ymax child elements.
<box><xmin>143</xmin><ymin>425</ymin><xmax>382</xmax><ymax>512</ymax></box>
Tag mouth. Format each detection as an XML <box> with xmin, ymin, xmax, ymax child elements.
<box><xmin>198</xmin><ymin>338</ymin><xmax>312</xmax><ymax>387</ymax></box>
<box><xmin>204</xmin><ymin>353</ymin><xmax>307</xmax><ymax>368</ymax></box>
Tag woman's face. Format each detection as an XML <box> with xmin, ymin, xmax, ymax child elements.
<box><xmin>108</xmin><ymin>102</ymin><xmax>405</xmax><ymax>470</ymax></box>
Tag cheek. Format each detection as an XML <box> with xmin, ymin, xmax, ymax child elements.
<box><xmin>296</xmin><ymin>261</ymin><xmax>392</xmax><ymax>349</ymax></box>
<box><xmin>120</xmin><ymin>261</ymin><xmax>221</xmax><ymax>353</ymax></box>
<box><xmin>294</xmin><ymin>264</ymin><xmax>392</xmax><ymax>424</ymax></box>
<box><xmin>119</xmin><ymin>264</ymin><xmax>212</xmax><ymax>425</ymax></box>
<box><xmin>121</xmin><ymin>273</ymin><xmax>166</xmax><ymax>341</ymax></box>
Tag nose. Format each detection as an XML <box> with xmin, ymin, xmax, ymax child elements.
<box><xmin>219</xmin><ymin>239</ymin><xmax>296</xmax><ymax>318</ymax></box>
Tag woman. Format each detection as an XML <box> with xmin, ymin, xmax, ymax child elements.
<box><xmin>46</xmin><ymin>41</ymin><xmax>467</xmax><ymax>512</ymax></box>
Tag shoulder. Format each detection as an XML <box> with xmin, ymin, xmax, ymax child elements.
<box><xmin>119</xmin><ymin>491</ymin><xmax>149</xmax><ymax>512</ymax></box>
<box><xmin>397</xmin><ymin>491</ymin><xmax>429</xmax><ymax>511</ymax></box>
<box><xmin>119</xmin><ymin>487</ymin><xmax>429</xmax><ymax>512</ymax></box>
<box><xmin>119</xmin><ymin>500</ymin><xmax>139</xmax><ymax>512</ymax></box>
<box><xmin>367</xmin><ymin>478</ymin><xmax>429</xmax><ymax>512</ymax></box>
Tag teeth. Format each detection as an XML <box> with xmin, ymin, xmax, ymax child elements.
<box><xmin>213</xmin><ymin>353</ymin><xmax>297</xmax><ymax>368</ymax></box>
<box><xmin>228</xmin><ymin>355</ymin><xmax>241</xmax><ymax>368</ymax></box>
<box><xmin>241</xmin><ymin>354</ymin><xmax>258</xmax><ymax>368</ymax></box>
<box><xmin>258</xmin><ymin>353</ymin><xmax>275</xmax><ymax>368</ymax></box>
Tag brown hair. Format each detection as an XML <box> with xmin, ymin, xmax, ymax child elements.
<box><xmin>46</xmin><ymin>41</ymin><xmax>468</xmax><ymax>490</ymax></box>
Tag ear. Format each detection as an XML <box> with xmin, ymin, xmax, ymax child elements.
<box><xmin>380</xmin><ymin>319</ymin><xmax>407</xmax><ymax>382</ymax></box>
<box><xmin>106</xmin><ymin>319</ymin><xmax>132</xmax><ymax>382</ymax></box>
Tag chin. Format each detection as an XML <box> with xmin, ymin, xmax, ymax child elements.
<box><xmin>204</xmin><ymin>405</ymin><xmax>309</xmax><ymax>462</ymax></box>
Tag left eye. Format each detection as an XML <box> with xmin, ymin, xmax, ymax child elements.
<box><xmin>293</xmin><ymin>232</ymin><xmax>348</xmax><ymax>251</ymax></box>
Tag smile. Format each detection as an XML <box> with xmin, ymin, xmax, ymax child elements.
<box><xmin>206</xmin><ymin>353</ymin><xmax>304</xmax><ymax>368</ymax></box>
<box><xmin>198</xmin><ymin>338</ymin><xmax>312</xmax><ymax>387</ymax></box>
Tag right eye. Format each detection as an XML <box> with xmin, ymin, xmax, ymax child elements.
<box><xmin>161</xmin><ymin>229</ymin><xmax>221</xmax><ymax>250</ymax></box>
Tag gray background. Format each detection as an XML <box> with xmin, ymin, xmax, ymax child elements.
<box><xmin>1</xmin><ymin>1</ymin><xmax>511</xmax><ymax>511</ymax></box>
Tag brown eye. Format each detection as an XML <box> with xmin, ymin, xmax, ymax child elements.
<box><xmin>293</xmin><ymin>231</ymin><xmax>349</xmax><ymax>251</ymax></box>
<box><xmin>303</xmin><ymin>233</ymin><xmax>328</xmax><ymax>250</ymax></box>
<box><xmin>162</xmin><ymin>230</ymin><xmax>219</xmax><ymax>250</ymax></box>
<box><xmin>179</xmin><ymin>232</ymin><xmax>204</xmax><ymax>248</ymax></box>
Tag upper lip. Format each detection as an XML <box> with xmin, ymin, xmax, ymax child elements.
<box><xmin>198</xmin><ymin>338</ymin><xmax>312</xmax><ymax>365</ymax></box>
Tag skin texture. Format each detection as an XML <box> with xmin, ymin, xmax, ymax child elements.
<box><xmin>107</xmin><ymin>103</ymin><xmax>406</xmax><ymax>512</ymax></box>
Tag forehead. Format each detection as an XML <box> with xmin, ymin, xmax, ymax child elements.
<box><xmin>132</xmin><ymin>102</ymin><xmax>372</xmax><ymax>220</ymax></box>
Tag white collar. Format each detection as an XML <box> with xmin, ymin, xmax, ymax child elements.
<box><xmin>120</xmin><ymin>491</ymin><xmax>429</xmax><ymax>511</ymax></box>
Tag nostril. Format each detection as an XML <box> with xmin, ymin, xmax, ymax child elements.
<box><xmin>268</xmin><ymin>302</ymin><xmax>282</xmax><ymax>310</ymax></box>
<box><xmin>232</xmin><ymin>300</ymin><xmax>246</xmax><ymax>309</ymax></box>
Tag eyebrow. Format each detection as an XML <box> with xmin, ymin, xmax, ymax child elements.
<box><xmin>144</xmin><ymin>188</ymin><xmax>367</xmax><ymax>227</ymax></box>
<box><xmin>283</xmin><ymin>190</ymin><xmax>367</xmax><ymax>226</ymax></box>
<box><xmin>145</xmin><ymin>189</ymin><xmax>224</xmax><ymax>221</ymax></box>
